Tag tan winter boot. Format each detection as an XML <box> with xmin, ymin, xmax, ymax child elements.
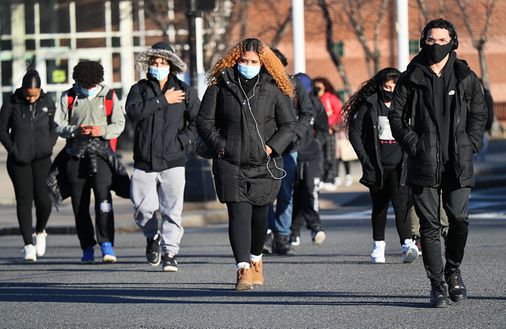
<box><xmin>250</xmin><ymin>259</ymin><xmax>264</xmax><ymax>285</ymax></box>
<box><xmin>235</xmin><ymin>267</ymin><xmax>253</xmax><ymax>291</ymax></box>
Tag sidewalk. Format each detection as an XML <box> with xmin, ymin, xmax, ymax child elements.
<box><xmin>0</xmin><ymin>138</ymin><xmax>505</xmax><ymax>236</ymax></box>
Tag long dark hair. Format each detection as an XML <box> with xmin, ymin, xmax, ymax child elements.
<box><xmin>343</xmin><ymin>67</ymin><xmax>400</xmax><ymax>129</ymax></box>
<box><xmin>313</xmin><ymin>77</ymin><xmax>336</xmax><ymax>94</ymax></box>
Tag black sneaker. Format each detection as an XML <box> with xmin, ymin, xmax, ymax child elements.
<box><xmin>146</xmin><ymin>233</ymin><xmax>161</xmax><ymax>266</ymax></box>
<box><xmin>274</xmin><ymin>235</ymin><xmax>295</xmax><ymax>256</ymax></box>
<box><xmin>429</xmin><ymin>282</ymin><xmax>449</xmax><ymax>308</ymax></box>
<box><xmin>262</xmin><ymin>231</ymin><xmax>274</xmax><ymax>254</ymax></box>
<box><xmin>162</xmin><ymin>254</ymin><xmax>178</xmax><ymax>272</ymax></box>
<box><xmin>445</xmin><ymin>270</ymin><xmax>467</xmax><ymax>303</ymax></box>
<box><xmin>290</xmin><ymin>233</ymin><xmax>301</xmax><ymax>246</ymax></box>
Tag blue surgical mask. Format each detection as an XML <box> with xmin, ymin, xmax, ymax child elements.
<box><xmin>237</xmin><ymin>64</ymin><xmax>261</xmax><ymax>79</ymax></box>
<box><xmin>148</xmin><ymin>66</ymin><xmax>170</xmax><ymax>81</ymax></box>
<box><xmin>75</xmin><ymin>84</ymin><xmax>99</xmax><ymax>98</ymax></box>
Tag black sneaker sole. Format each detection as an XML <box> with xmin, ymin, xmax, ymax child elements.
<box><xmin>449</xmin><ymin>294</ymin><xmax>467</xmax><ymax>304</ymax></box>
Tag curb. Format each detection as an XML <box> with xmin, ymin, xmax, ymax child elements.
<box><xmin>0</xmin><ymin>209</ymin><xmax>228</xmax><ymax>237</ymax></box>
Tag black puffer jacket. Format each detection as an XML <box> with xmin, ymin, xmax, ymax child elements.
<box><xmin>389</xmin><ymin>54</ymin><xmax>487</xmax><ymax>187</ymax></box>
<box><xmin>349</xmin><ymin>94</ymin><xmax>407</xmax><ymax>188</ymax></box>
<box><xmin>125</xmin><ymin>75</ymin><xmax>200</xmax><ymax>172</ymax></box>
<box><xmin>197</xmin><ymin>68</ymin><xmax>296</xmax><ymax>205</ymax></box>
<box><xmin>0</xmin><ymin>89</ymin><xmax>57</xmax><ymax>165</ymax></box>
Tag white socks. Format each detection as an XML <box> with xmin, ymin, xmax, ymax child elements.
<box><xmin>236</xmin><ymin>254</ymin><xmax>262</xmax><ymax>269</ymax></box>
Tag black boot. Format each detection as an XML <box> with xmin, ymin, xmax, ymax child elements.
<box><xmin>445</xmin><ymin>270</ymin><xmax>467</xmax><ymax>303</ymax></box>
<box><xmin>429</xmin><ymin>281</ymin><xmax>449</xmax><ymax>308</ymax></box>
<box><xmin>274</xmin><ymin>234</ymin><xmax>295</xmax><ymax>256</ymax></box>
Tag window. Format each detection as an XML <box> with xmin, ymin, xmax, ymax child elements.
<box><xmin>336</xmin><ymin>90</ymin><xmax>346</xmax><ymax>102</ymax></box>
<box><xmin>40</xmin><ymin>0</ymin><xmax>70</xmax><ymax>33</ymax></box>
<box><xmin>76</xmin><ymin>0</ymin><xmax>105</xmax><ymax>32</ymax></box>
<box><xmin>332</xmin><ymin>41</ymin><xmax>345</xmax><ymax>57</ymax></box>
<box><xmin>46</xmin><ymin>59</ymin><xmax>69</xmax><ymax>84</ymax></box>
<box><xmin>409</xmin><ymin>39</ymin><xmax>420</xmax><ymax>54</ymax></box>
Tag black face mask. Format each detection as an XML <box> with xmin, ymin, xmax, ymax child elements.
<box><xmin>423</xmin><ymin>42</ymin><xmax>453</xmax><ymax>63</ymax></box>
<box><xmin>379</xmin><ymin>89</ymin><xmax>393</xmax><ymax>102</ymax></box>
<box><xmin>313</xmin><ymin>87</ymin><xmax>321</xmax><ymax>96</ymax></box>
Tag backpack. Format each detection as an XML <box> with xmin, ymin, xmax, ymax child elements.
<box><xmin>67</xmin><ymin>88</ymin><xmax>117</xmax><ymax>152</ymax></box>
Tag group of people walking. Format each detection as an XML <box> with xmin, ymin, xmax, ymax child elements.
<box><xmin>0</xmin><ymin>18</ymin><xmax>487</xmax><ymax>308</ymax></box>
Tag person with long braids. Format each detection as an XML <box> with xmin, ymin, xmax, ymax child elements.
<box><xmin>197</xmin><ymin>38</ymin><xmax>296</xmax><ymax>290</ymax></box>
<box><xmin>345</xmin><ymin>68</ymin><xmax>420</xmax><ymax>265</ymax></box>
<box><xmin>0</xmin><ymin>69</ymin><xmax>57</xmax><ymax>261</ymax></box>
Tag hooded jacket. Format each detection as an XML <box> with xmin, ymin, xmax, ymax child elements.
<box><xmin>388</xmin><ymin>52</ymin><xmax>487</xmax><ymax>188</ymax></box>
<box><xmin>349</xmin><ymin>93</ymin><xmax>407</xmax><ymax>188</ymax></box>
<box><xmin>197</xmin><ymin>68</ymin><xmax>296</xmax><ymax>205</ymax></box>
<box><xmin>125</xmin><ymin>75</ymin><xmax>200</xmax><ymax>172</ymax></box>
<box><xmin>0</xmin><ymin>89</ymin><xmax>57</xmax><ymax>165</ymax></box>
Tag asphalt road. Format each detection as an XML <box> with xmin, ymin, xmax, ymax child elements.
<box><xmin>1</xmin><ymin>188</ymin><xmax>505</xmax><ymax>328</ymax></box>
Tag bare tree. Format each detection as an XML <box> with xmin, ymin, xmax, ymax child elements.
<box><xmin>317</xmin><ymin>0</ymin><xmax>353</xmax><ymax>96</ymax></box>
<box><xmin>416</xmin><ymin>0</ymin><xmax>447</xmax><ymax>22</ymax></box>
<box><xmin>202</xmin><ymin>0</ymin><xmax>237</xmax><ymax>69</ymax></box>
<box><xmin>269</xmin><ymin>6</ymin><xmax>291</xmax><ymax>48</ymax></box>
<box><xmin>455</xmin><ymin>0</ymin><xmax>497</xmax><ymax>89</ymax></box>
<box><xmin>343</xmin><ymin>0</ymin><xmax>388</xmax><ymax>77</ymax></box>
<box><xmin>143</xmin><ymin>0</ymin><xmax>171</xmax><ymax>43</ymax></box>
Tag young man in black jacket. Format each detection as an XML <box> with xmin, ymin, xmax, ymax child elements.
<box><xmin>264</xmin><ymin>49</ymin><xmax>313</xmax><ymax>255</ymax></box>
<box><xmin>126</xmin><ymin>42</ymin><xmax>200</xmax><ymax>272</ymax></box>
<box><xmin>389</xmin><ymin>19</ymin><xmax>487</xmax><ymax>308</ymax></box>
<box><xmin>290</xmin><ymin>73</ymin><xmax>329</xmax><ymax>247</ymax></box>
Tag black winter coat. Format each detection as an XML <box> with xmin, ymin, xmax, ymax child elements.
<box><xmin>349</xmin><ymin>94</ymin><xmax>407</xmax><ymax>188</ymax></box>
<box><xmin>125</xmin><ymin>75</ymin><xmax>200</xmax><ymax>172</ymax></box>
<box><xmin>197</xmin><ymin>68</ymin><xmax>296</xmax><ymax>205</ymax></box>
<box><xmin>297</xmin><ymin>95</ymin><xmax>329</xmax><ymax>162</ymax></box>
<box><xmin>389</xmin><ymin>54</ymin><xmax>487</xmax><ymax>188</ymax></box>
<box><xmin>286</xmin><ymin>77</ymin><xmax>313</xmax><ymax>153</ymax></box>
<box><xmin>0</xmin><ymin>89</ymin><xmax>57</xmax><ymax>165</ymax></box>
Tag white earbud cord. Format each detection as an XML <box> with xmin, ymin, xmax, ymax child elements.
<box><xmin>237</xmin><ymin>76</ymin><xmax>286</xmax><ymax>180</ymax></box>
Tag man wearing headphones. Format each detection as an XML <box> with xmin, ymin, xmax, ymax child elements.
<box><xmin>389</xmin><ymin>19</ymin><xmax>487</xmax><ymax>308</ymax></box>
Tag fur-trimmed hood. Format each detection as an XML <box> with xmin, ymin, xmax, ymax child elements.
<box><xmin>136</xmin><ymin>42</ymin><xmax>187</xmax><ymax>74</ymax></box>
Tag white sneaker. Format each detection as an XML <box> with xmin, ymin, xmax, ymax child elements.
<box><xmin>345</xmin><ymin>174</ymin><xmax>353</xmax><ymax>186</ymax></box>
<box><xmin>334</xmin><ymin>177</ymin><xmax>342</xmax><ymax>186</ymax></box>
<box><xmin>22</xmin><ymin>244</ymin><xmax>37</xmax><ymax>261</ymax></box>
<box><xmin>322</xmin><ymin>182</ymin><xmax>337</xmax><ymax>192</ymax></box>
<box><xmin>402</xmin><ymin>239</ymin><xmax>420</xmax><ymax>263</ymax></box>
<box><xmin>371</xmin><ymin>240</ymin><xmax>386</xmax><ymax>263</ymax></box>
<box><xmin>34</xmin><ymin>230</ymin><xmax>47</xmax><ymax>257</ymax></box>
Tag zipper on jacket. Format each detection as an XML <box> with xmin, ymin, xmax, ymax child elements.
<box><xmin>435</xmin><ymin>137</ymin><xmax>441</xmax><ymax>188</ymax></box>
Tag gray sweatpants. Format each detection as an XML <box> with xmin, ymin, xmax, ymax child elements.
<box><xmin>131</xmin><ymin>167</ymin><xmax>185</xmax><ymax>256</ymax></box>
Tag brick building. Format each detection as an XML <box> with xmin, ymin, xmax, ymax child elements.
<box><xmin>1</xmin><ymin>0</ymin><xmax>505</xmax><ymax>120</ymax></box>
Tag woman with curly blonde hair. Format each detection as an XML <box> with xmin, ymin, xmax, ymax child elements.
<box><xmin>197</xmin><ymin>38</ymin><xmax>296</xmax><ymax>290</ymax></box>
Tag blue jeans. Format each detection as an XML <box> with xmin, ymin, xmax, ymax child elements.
<box><xmin>268</xmin><ymin>151</ymin><xmax>297</xmax><ymax>236</ymax></box>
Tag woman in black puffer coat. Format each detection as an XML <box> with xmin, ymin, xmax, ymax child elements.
<box><xmin>0</xmin><ymin>70</ymin><xmax>57</xmax><ymax>261</ymax></box>
<box><xmin>197</xmin><ymin>38</ymin><xmax>296</xmax><ymax>291</ymax></box>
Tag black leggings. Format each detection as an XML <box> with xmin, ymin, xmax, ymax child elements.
<box><xmin>336</xmin><ymin>159</ymin><xmax>351</xmax><ymax>175</ymax></box>
<box><xmin>7</xmin><ymin>157</ymin><xmax>52</xmax><ymax>245</ymax></box>
<box><xmin>370</xmin><ymin>167</ymin><xmax>412</xmax><ymax>245</ymax></box>
<box><xmin>227</xmin><ymin>202</ymin><xmax>269</xmax><ymax>264</ymax></box>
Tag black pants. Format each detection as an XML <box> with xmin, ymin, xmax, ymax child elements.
<box><xmin>227</xmin><ymin>202</ymin><xmax>269</xmax><ymax>264</ymax></box>
<box><xmin>292</xmin><ymin>158</ymin><xmax>321</xmax><ymax>235</ymax></box>
<box><xmin>370</xmin><ymin>167</ymin><xmax>411</xmax><ymax>245</ymax></box>
<box><xmin>336</xmin><ymin>159</ymin><xmax>351</xmax><ymax>175</ymax></box>
<box><xmin>67</xmin><ymin>155</ymin><xmax>114</xmax><ymax>250</ymax></box>
<box><xmin>7</xmin><ymin>157</ymin><xmax>52</xmax><ymax>245</ymax></box>
<box><xmin>413</xmin><ymin>171</ymin><xmax>470</xmax><ymax>284</ymax></box>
